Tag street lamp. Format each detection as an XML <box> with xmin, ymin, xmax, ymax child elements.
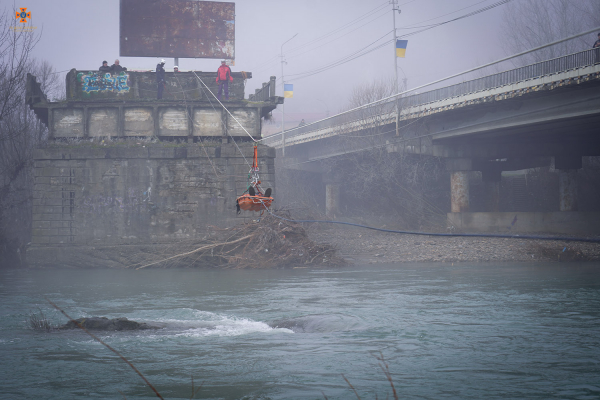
<box><xmin>281</xmin><ymin>33</ymin><xmax>298</xmax><ymax>157</ymax></box>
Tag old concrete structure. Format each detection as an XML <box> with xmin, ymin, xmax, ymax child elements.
<box><xmin>25</xmin><ymin>70</ymin><xmax>280</xmax><ymax>268</ymax></box>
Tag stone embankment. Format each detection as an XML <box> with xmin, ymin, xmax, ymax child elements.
<box><xmin>308</xmin><ymin>225</ymin><xmax>600</xmax><ymax>264</ymax></box>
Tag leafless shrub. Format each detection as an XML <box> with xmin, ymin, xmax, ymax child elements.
<box><xmin>29</xmin><ymin>308</ymin><xmax>54</xmax><ymax>332</ymax></box>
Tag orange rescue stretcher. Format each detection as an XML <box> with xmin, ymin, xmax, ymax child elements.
<box><xmin>236</xmin><ymin>145</ymin><xmax>274</xmax><ymax>214</ymax></box>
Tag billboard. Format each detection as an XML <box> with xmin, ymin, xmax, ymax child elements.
<box><xmin>120</xmin><ymin>0</ymin><xmax>235</xmax><ymax>59</ymax></box>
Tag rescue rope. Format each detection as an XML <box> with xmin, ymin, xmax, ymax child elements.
<box><xmin>192</xmin><ymin>73</ymin><xmax>254</xmax><ymax>170</ymax></box>
<box><xmin>172</xmin><ymin>72</ymin><xmax>222</xmax><ymax>179</ymax></box>
<box><xmin>192</xmin><ymin>72</ymin><xmax>257</xmax><ymax>143</ymax></box>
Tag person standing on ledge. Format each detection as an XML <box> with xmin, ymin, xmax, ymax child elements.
<box><xmin>99</xmin><ymin>60</ymin><xmax>111</xmax><ymax>73</ymax></box>
<box><xmin>111</xmin><ymin>59</ymin><xmax>127</xmax><ymax>73</ymax></box>
<box><xmin>156</xmin><ymin>59</ymin><xmax>166</xmax><ymax>99</ymax></box>
<box><xmin>216</xmin><ymin>60</ymin><xmax>233</xmax><ymax>100</ymax></box>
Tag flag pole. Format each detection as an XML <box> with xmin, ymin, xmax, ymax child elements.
<box><xmin>280</xmin><ymin>33</ymin><xmax>298</xmax><ymax>157</ymax></box>
<box><xmin>391</xmin><ymin>0</ymin><xmax>400</xmax><ymax>136</ymax></box>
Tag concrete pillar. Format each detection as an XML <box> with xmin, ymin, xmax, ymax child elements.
<box><xmin>325</xmin><ymin>183</ymin><xmax>340</xmax><ymax>218</ymax></box>
<box><xmin>555</xmin><ymin>155</ymin><xmax>581</xmax><ymax>212</ymax></box>
<box><xmin>558</xmin><ymin>170</ymin><xmax>578</xmax><ymax>211</ymax></box>
<box><xmin>482</xmin><ymin>168</ymin><xmax>501</xmax><ymax>212</ymax></box>
<box><xmin>450</xmin><ymin>171</ymin><xmax>469</xmax><ymax>212</ymax></box>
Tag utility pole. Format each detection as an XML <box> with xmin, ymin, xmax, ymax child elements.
<box><xmin>280</xmin><ymin>33</ymin><xmax>298</xmax><ymax>157</ymax></box>
<box><xmin>391</xmin><ymin>0</ymin><xmax>400</xmax><ymax>136</ymax></box>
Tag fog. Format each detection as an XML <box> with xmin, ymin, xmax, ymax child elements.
<box><xmin>22</xmin><ymin>0</ymin><xmax>507</xmax><ymax>131</ymax></box>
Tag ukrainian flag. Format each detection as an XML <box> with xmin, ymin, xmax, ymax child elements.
<box><xmin>284</xmin><ymin>84</ymin><xmax>293</xmax><ymax>98</ymax></box>
<box><xmin>396</xmin><ymin>40</ymin><xmax>408</xmax><ymax>58</ymax></box>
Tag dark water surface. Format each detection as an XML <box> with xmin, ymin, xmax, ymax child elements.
<box><xmin>1</xmin><ymin>263</ymin><xmax>600</xmax><ymax>399</ymax></box>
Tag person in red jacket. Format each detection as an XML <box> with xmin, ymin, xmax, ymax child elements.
<box><xmin>216</xmin><ymin>60</ymin><xmax>233</xmax><ymax>100</ymax></box>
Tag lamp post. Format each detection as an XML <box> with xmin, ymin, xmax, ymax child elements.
<box><xmin>391</xmin><ymin>0</ymin><xmax>401</xmax><ymax>136</ymax></box>
<box><xmin>281</xmin><ymin>33</ymin><xmax>298</xmax><ymax>157</ymax></box>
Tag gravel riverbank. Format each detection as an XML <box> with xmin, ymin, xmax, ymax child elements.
<box><xmin>307</xmin><ymin>224</ymin><xmax>600</xmax><ymax>264</ymax></box>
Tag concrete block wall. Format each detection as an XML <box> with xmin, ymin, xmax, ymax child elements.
<box><xmin>66</xmin><ymin>70</ymin><xmax>249</xmax><ymax>101</ymax></box>
<box><xmin>50</xmin><ymin>105</ymin><xmax>261</xmax><ymax>139</ymax></box>
<box><xmin>31</xmin><ymin>143</ymin><xmax>275</xmax><ymax>247</ymax></box>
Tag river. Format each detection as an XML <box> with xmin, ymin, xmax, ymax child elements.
<box><xmin>1</xmin><ymin>263</ymin><xmax>599</xmax><ymax>399</ymax></box>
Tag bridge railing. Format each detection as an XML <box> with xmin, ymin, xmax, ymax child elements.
<box><xmin>264</xmin><ymin>48</ymin><xmax>599</xmax><ymax>146</ymax></box>
<box><xmin>249</xmin><ymin>76</ymin><xmax>276</xmax><ymax>101</ymax></box>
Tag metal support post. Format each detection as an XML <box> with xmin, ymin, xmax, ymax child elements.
<box><xmin>280</xmin><ymin>34</ymin><xmax>298</xmax><ymax>157</ymax></box>
<box><xmin>391</xmin><ymin>0</ymin><xmax>400</xmax><ymax>136</ymax></box>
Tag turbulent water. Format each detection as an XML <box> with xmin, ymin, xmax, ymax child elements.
<box><xmin>1</xmin><ymin>263</ymin><xmax>600</xmax><ymax>400</ymax></box>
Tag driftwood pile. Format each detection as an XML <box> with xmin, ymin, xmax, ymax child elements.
<box><xmin>128</xmin><ymin>213</ymin><xmax>345</xmax><ymax>269</ymax></box>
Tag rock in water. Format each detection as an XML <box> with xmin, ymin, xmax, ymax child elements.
<box><xmin>60</xmin><ymin>317</ymin><xmax>155</xmax><ymax>331</ymax></box>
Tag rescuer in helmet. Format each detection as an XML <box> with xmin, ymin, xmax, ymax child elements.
<box><xmin>156</xmin><ymin>59</ymin><xmax>166</xmax><ymax>99</ymax></box>
<box><xmin>173</xmin><ymin>66</ymin><xmax>179</xmax><ymax>72</ymax></box>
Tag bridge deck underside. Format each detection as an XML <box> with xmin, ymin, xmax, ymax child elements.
<box><xmin>282</xmin><ymin>78</ymin><xmax>600</xmax><ymax>168</ymax></box>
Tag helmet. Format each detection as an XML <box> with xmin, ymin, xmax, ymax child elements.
<box><xmin>160</xmin><ymin>59</ymin><xmax>166</xmax><ymax>64</ymax></box>
<box><xmin>174</xmin><ymin>65</ymin><xmax>178</xmax><ymax>69</ymax></box>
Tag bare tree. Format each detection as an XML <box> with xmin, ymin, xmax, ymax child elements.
<box><xmin>501</xmin><ymin>0</ymin><xmax>600</xmax><ymax>64</ymax></box>
<box><xmin>0</xmin><ymin>9</ymin><xmax>40</xmax><ymax>122</ymax></box>
<box><xmin>0</xmin><ymin>9</ymin><xmax>56</xmax><ymax>267</ymax></box>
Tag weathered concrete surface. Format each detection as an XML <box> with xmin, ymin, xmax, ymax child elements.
<box><xmin>450</xmin><ymin>172</ymin><xmax>469</xmax><ymax>213</ymax></box>
<box><xmin>27</xmin><ymin>143</ymin><xmax>275</xmax><ymax>268</ymax></box>
<box><xmin>558</xmin><ymin>170</ymin><xmax>578</xmax><ymax>211</ymax></box>
<box><xmin>447</xmin><ymin>212</ymin><xmax>600</xmax><ymax>235</ymax></box>
<box><xmin>66</xmin><ymin>70</ymin><xmax>250</xmax><ymax>101</ymax></box>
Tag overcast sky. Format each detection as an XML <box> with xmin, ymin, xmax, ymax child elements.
<box><xmin>17</xmin><ymin>0</ymin><xmax>511</xmax><ymax>130</ymax></box>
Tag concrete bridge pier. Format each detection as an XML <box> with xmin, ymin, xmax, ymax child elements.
<box><xmin>555</xmin><ymin>155</ymin><xmax>582</xmax><ymax>211</ymax></box>
<box><xmin>447</xmin><ymin>158</ymin><xmax>471</xmax><ymax>213</ymax></box>
<box><xmin>325</xmin><ymin>183</ymin><xmax>341</xmax><ymax>218</ymax></box>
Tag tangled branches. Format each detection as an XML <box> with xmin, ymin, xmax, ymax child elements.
<box><xmin>130</xmin><ymin>212</ymin><xmax>345</xmax><ymax>269</ymax></box>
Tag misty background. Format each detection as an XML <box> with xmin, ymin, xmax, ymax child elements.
<box><xmin>6</xmin><ymin>0</ymin><xmax>547</xmax><ymax>129</ymax></box>
<box><xmin>2</xmin><ymin>0</ymin><xmax>600</xmax><ymax>266</ymax></box>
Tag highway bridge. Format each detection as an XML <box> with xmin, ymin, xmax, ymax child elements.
<box><xmin>263</xmin><ymin>48</ymin><xmax>600</xmax><ymax>234</ymax></box>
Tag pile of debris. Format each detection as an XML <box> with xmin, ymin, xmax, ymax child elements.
<box><xmin>128</xmin><ymin>213</ymin><xmax>345</xmax><ymax>269</ymax></box>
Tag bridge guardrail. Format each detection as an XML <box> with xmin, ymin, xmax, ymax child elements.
<box><xmin>264</xmin><ymin>48</ymin><xmax>599</xmax><ymax>146</ymax></box>
<box><xmin>249</xmin><ymin>76</ymin><xmax>276</xmax><ymax>102</ymax></box>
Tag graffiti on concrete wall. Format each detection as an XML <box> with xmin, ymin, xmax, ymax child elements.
<box><xmin>78</xmin><ymin>71</ymin><xmax>130</xmax><ymax>94</ymax></box>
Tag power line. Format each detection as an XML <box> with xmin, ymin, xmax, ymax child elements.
<box><xmin>249</xmin><ymin>10</ymin><xmax>391</xmax><ymax>78</ymax></box>
<box><xmin>287</xmin><ymin>1</ymin><xmax>389</xmax><ymax>54</ymax></box>
<box><xmin>276</xmin><ymin>0</ymin><xmax>514</xmax><ymax>85</ymax></box>
<box><xmin>398</xmin><ymin>0</ymin><xmax>514</xmax><ymax>38</ymax></box>
<box><xmin>286</xmin><ymin>31</ymin><xmax>393</xmax><ymax>80</ymax></box>
<box><xmin>245</xmin><ymin>1</ymin><xmax>389</xmax><ymax>74</ymax></box>
<box><xmin>284</xmin><ymin>9</ymin><xmax>390</xmax><ymax>64</ymax></box>
<box><xmin>397</xmin><ymin>0</ymin><xmax>493</xmax><ymax>29</ymax></box>
<box><xmin>259</xmin><ymin>26</ymin><xmax>600</xmax><ymax>143</ymax></box>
